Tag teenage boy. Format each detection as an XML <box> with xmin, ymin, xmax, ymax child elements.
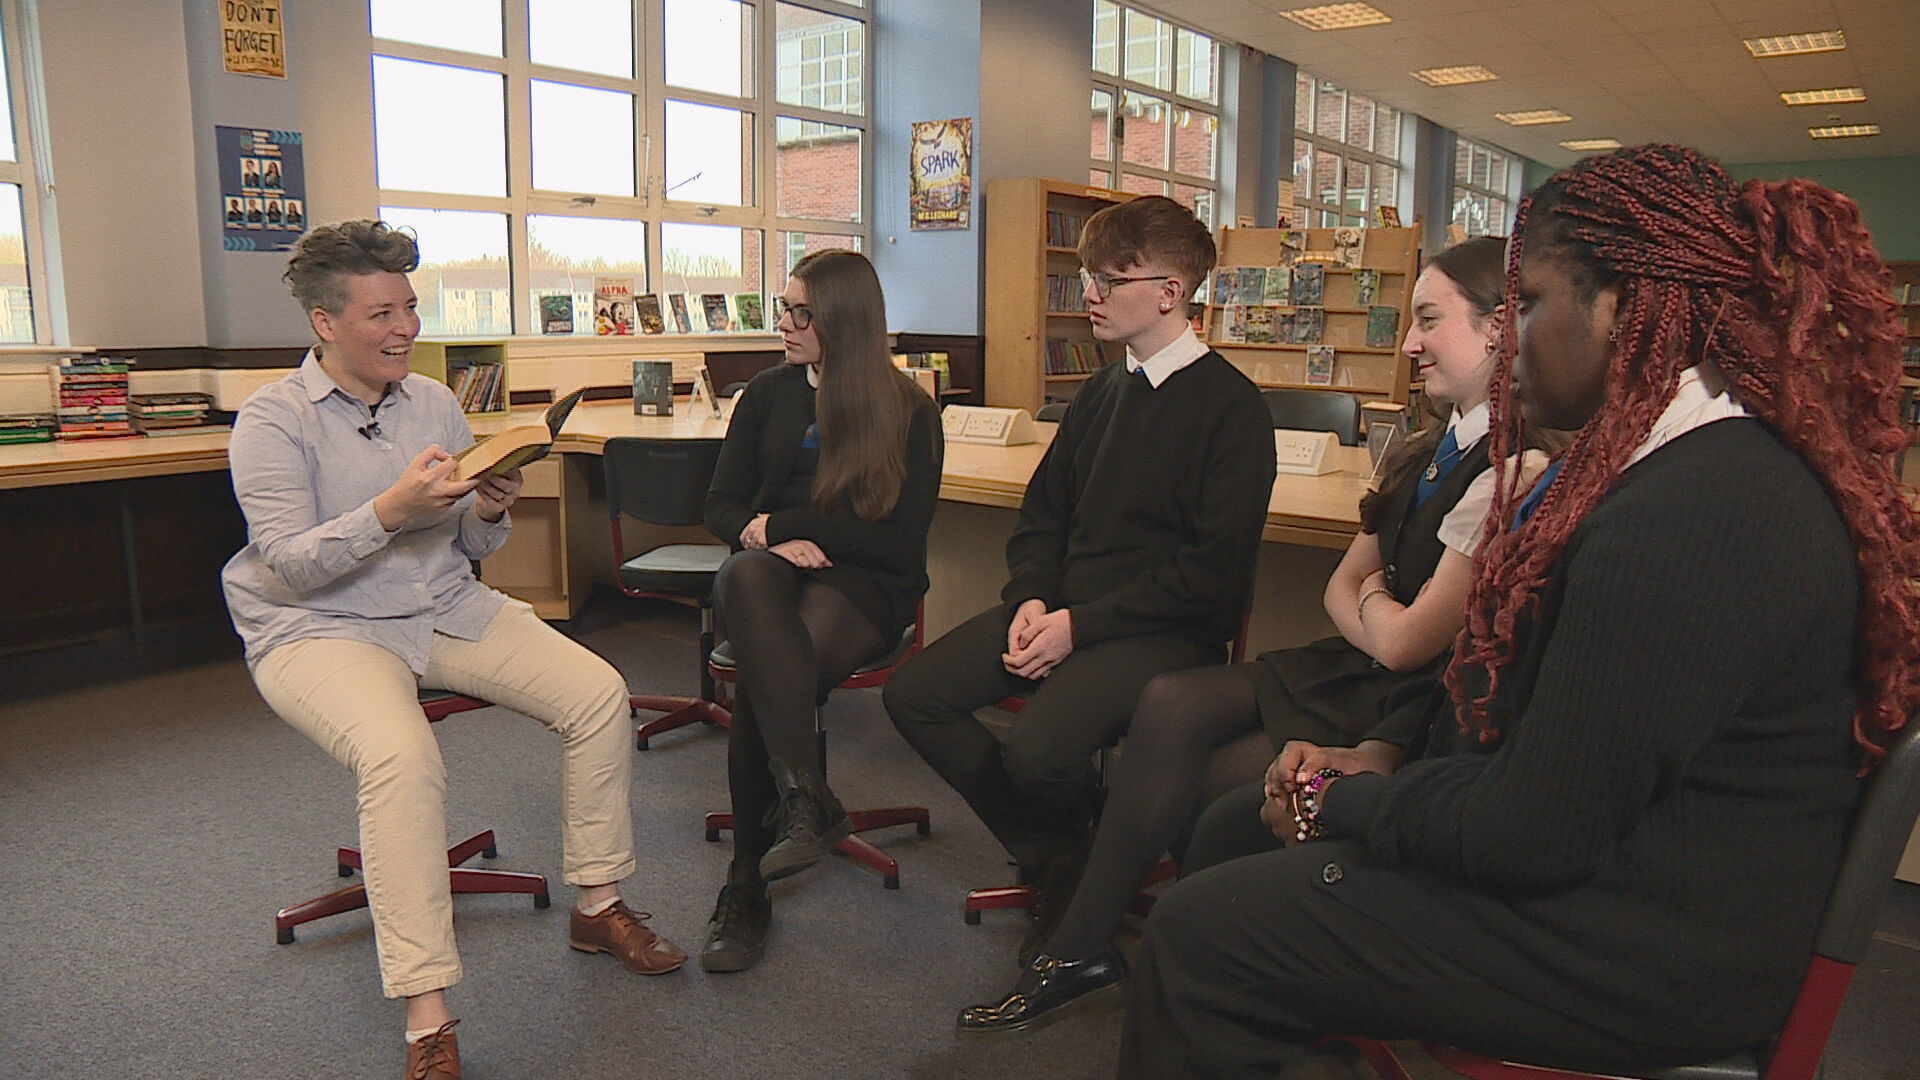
<box><xmin>885</xmin><ymin>194</ymin><xmax>1275</xmax><ymax>966</ymax></box>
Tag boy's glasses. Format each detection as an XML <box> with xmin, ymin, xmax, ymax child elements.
<box><xmin>773</xmin><ymin>298</ymin><xmax>812</xmax><ymax>330</ymax></box>
<box><xmin>1078</xmin><ymin>268</ymin><xmax>1172</xmax><ymax>301</ymax></box>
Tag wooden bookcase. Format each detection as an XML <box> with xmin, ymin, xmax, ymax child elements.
<box><xmin>409</xmin><ymin>340</ymin><xmax>510</xmax><ymax>418</ymax></box>
<box><xmin>1205</xmin><ymin>225</ymin><xmax>1421</xmax><ymax>403</ymax></box>
<box><xmin>984</xmin><ymin>177</ymin><xmax>1136</xmax><ymax>413</ymax></box>
<box><xmin>1889</xmin><ymin>262</ymin><xmax>1920</xmax><ymax>375</ymax></box>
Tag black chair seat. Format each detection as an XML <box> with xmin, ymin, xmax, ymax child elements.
<box><xmin>616</xmin><ymin>544</ymin><xmax>729</xmax><ymax>594</ymax></box>
<box><xmin>708</xmin><ymin>623</ymin><xmax>915</xmax><ymax>675</ymax></box>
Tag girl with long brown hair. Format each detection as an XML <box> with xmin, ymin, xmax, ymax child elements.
<box><xmin>699</xmin><ymin>250</ymin><xmax>943</xmax><ymax>973</ymax></box>
<box><xmin>1119</xmin><ymin>144</ymin><xmax>1920</xmax><ymax>1077</ymax></box>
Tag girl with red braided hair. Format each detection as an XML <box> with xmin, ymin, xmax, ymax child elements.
<box><xmin>1118</xmin><ymin>144</ymin><xmax>1920</xmax><ymax>1078</ymax></box>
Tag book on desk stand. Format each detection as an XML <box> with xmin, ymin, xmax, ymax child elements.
<box><xmin>453</xmin><ymin>388</ymin><xmax>586</xmax><ymax>482</ymax></box>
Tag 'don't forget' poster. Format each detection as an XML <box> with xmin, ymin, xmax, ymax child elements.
<box><xmin>909</xmin><ymin>118</ymin><xmax>972</xmax><ymax>231</ymax></box>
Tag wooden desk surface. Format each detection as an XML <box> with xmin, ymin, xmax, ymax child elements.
<box><xmin>0</xmin><ymin>400</ymin><xmax>1368</xmax><ymax>546</ymax></box>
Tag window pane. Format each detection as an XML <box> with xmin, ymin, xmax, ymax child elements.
<box><xmin>530</xmin><ymin>0</ymin><xmax>632</xmax><ymax>78</ymax></box>
<box><xmin>1344</xmin><ymin>158</ymin><xmax>1370</xmax><ymax>216</ymax></box>
<box><xmin>1487</xmin><ymin>151</ymin><xmax>1509</xmax><ymax>194</ymax></box>
<box><xmin>0</xmin><ymin>184</ymin><xmax>32</xmax><ymax>342</ymax></box>
<box><xmin>1093</xmin><ymin>0</ymin><xmax>1120</xmax><ymax>75</ymax></box>
<box><xmin>1295</xmin><ymin>71</ymin><xmax>1314</xmax><ymax>134</ymax></box>
<box><xmin>1090</xmin><ymin>168</ymin><xmax>1112</xmax><ymax>189</ymax></box>
<box><xmin>773</xmin><ymin>231</ymin><xmax>861</xmax><ymax>292</ymax></box>
<box><xmin>660</xmin><ymin>222</ymin><xmax>763</xmax><ymax>304</ymax></box>
<box><xmin>0</xmin><ymin>20</ymin><xmax>15</xmax><ymax>163</ymax></box>
<box><xmin>1471</xmin><ymin>145</ymin><xmax>1491</xmax><ymax>188</ymax></box>
<box><xmin>1312</xmin><ymin>148</ymin><xmax>1341</xmax><ymax>208</ymax></box>
<box><xmin>526</xmin><ymin>215</ymin><xmax>648</xmax><ymax>336</ymax></box>
<box><xmin>777</xmin><ymin>4</ymin><xmax>864</xmax><ymax>116</ymax></box>
<box><xmin>1120</xmin><ymin>92</ymin><xmax>1168</xmax><ymax>170</ymax></box>
<box><xmin>1293</xmin><ymin>138</ymin><xmax>1312</xmax><ymax>188</ymax></box>
<box><xmin>1314</xmin><ymin>80</ymin><xmax>1345</xmax><ymax>144</ymax></box>
<box><xmin>1171</xmin><ymin>109</ymin><xmax>1216</xmax><ymax>182</ymax></box>
<box><xmin>1375</xmin><ymin>104</ymin><xmax>1400</xmax><ymax>159</ymax></box>
<box><xmin>1319</xmin><ymin>208</ymin><xmax>1341</xmax><ymax>228</ymax></box>
<box><xmin>1171</xmin><ymin>182</ymin><xmax>1213</xmax><ymax>228</ymax></box>
<box><xmin>665</xmin><ymin>100</ymin><xmax>751</xmax><ymax>206</ymax></box>
<box><xmin>1123</xmin><ymin>9</ymin><xmax>1173</xmax><ymax>91</ymax></box>
<box><xmin>1176</xmin><ymin>28</ymin><xmax>1215</xmax><ymax>103</ymax></box>
<box><xmin>1091</xmin><ymin>89</ymin><xmax>1113</xmax><ymax>162</ymax></box>
<box><xmin>777</xmin><ymin>117</ymin><xmax>861</xmax><ymax>222</ymax></box>
<box><xmin>379</xmin><ymin>206</ymin><xmax>510</xmax><ymax>336</ymax></box>
<box><xmin>370</xmin><ymin>0</ymin><xmax>501</xmax><ymax>57</ymax></box>
<box><xmin>1371</xmin><ymin>164</ymin><xmax>1398</xmax><ymax>216</ymax></box>
<box><xmin>1454</xmin><ymin>140</ymin><xmax>1472</xmax><ymax>184</ymax></box>
<box><xmin>531</xmin><ymin>81</ymin><xmax>635</xmax><ymax>197</ymax></box>
<box><xmin>1120</xmin><ymin>173</ymin><xmax>1165</xmax><ymax>198</ymax></box>
<box><xmin>1489</xmin><ymin>198</ymin><xmax>1509</xmax><ymax>234</ymax></box>
<box><xmin>1345</xmin><ymin>94</ymin><xmax>1373</xmax><ymax>154</ymax></box>
<box><xmin>373</xmin><ymin>57</ymin><xmax>506</xmax><ymax>197</ymax></box>
<box><xmin>666</xmin><ymin>0</ymin><xmax>750</xmax><ymax>97</ymax></box>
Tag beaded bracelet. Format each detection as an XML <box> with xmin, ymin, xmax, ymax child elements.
<box><xmin>1288</xmin><ymin>767</ymin><xmax>1346</xmax><ymax>842</ymax></box>
<box><xmin>1356</xmin><ymin>586</ymin><xmax>1393</xmax><ymax>619</ymax></box>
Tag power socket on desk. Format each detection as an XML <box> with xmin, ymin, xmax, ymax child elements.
<box><xmin>1274</xmin><ymin>429</ymin><xmax>1337</xmax><ymax>476</ymax></box>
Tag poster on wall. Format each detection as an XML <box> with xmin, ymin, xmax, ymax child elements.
<box><xmin>909</xmin><ymin>118</ymin><xmax>972</xmax><ymax>231</ymax></box>
<box><xmin>221</xmin><ymin>0</ymin><xmax>285</xmax><ymax>79</ymax></box>
<box><xmin>218</xmin><ymin>126</ymin><xmax>307</xmax><ymax>251</ymax></box>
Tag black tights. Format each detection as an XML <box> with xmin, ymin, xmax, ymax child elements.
<box><xmin>1043</xmin><ymin>663</ymin><xmax>1340</xmax><ymax>961</ymax></box>
<box><xmin>713</xmin><ymin>550</ymin><xmax>885</xmax><ymax>870</ymax></box>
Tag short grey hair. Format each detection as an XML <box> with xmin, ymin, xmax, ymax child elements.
<box><xmin>283</xmin><ymin>220</ymin><xmax>420</xmax><ymax>315</ymax></box>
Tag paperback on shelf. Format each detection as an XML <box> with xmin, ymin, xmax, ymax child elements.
<box><xmin>632</xmin><ymin>360</ymin><xmax>674</xmax><ymax>416</ymax></box>
<box><xmin>594</xmin><ymin>276</ymin><xmax>635</xmax><ymax>336</ymax></box>
<box><xmin>1352</xmin><ymin>269</ymin><xmax>1380</xmax><ymax>307</ymax></box>
<box><xmin>1292</xmin><ymin>307</ymin><xmax>1325</xmax><ymax>346</ymax></box>
<box><xmin>1305</xmin><ymin>345</ymin><xmax>1337</xmax><ymax>387</ymax></box>
<box><xmin>666</xmin><ymin>293</ymin><xmax>693</xmax><ymax>334</ymax></box>
<box><xmin>1047</xmin><ymin>274</ymin><xmax>1090</xmax><ymax>313</ymax></box>
<box><xmin>1219</xmin><ymin>306</ymin><xmax>1248</xmax><ymax>344</ymax></box>
<box><xmin>1366</xmin><ymin>306</ymin><xmax>1400</xmax><ymax>349</ymax></box>
<box><xmin>539</xmin><ymin>293</ymin><xmax>574</xmax><ymax>335</ymax></box>
<box><xmin>1235</xmin><ymin>267</ymin><xmax>1267</xmax><ymax>306</ymax></box>
<box><xmin>1045</xmin><ymin>210</ymin><xmax>1088</xmax><ymax>248</ymax></box>
<box><xmin>449</xmin><ymin>362</ymin><xmax>506</xmax><ymax>413</ymax></box>
<box><xmin>1245</xmin><ymin>306</ymin><xmax>1275</xmax><ymax>344</ymax></box>
<box><xmin>1262</xmin><ymin>266</ymin><xmax>1292</xmax><ymax>305</ymax></box>
<box><xmin>1212</xmin><ymin>268</ymin><xmax>1237</xmax><ymax>306</ymax></box>
<box><xmin>1292</xmin><ymin>265</ymin><xmax>1326</xmax><ymax>306</ymax></box>
<box><xmin>701</xmin><ymin>293</ymin><xmax>733</xmax><ymax>333</ymax></box>
<box><xmin>635</xmin><ymin>293</ymin><xmax>666</xmax><ymax>335</ymax></box>
<box><xmin>733</xmin><ymin>292</ymin><xmax>765</xmax><ymax>331</ymax></box>
<box><xmin>48</xmin><ymin>358</ymin><xmax>136</xmax><ymax>440</ymax></box>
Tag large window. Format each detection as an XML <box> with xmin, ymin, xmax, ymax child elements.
<box><xmin>371</xmin><ymin>0</ymin><xmax>868</xmax><ymax>337</ymax></box>
<box><xmin>0</xmin><ymin>3</ymin><xmax>44</xmax><ymax>342</ymax></box>
<box><xmin>1452</xmin><ymin>138</ymin><xmax>1516</xmax><ymax>237</ymax></box>
<box><xmin>1090</xmin><ymin>0</ymin><xmax>1220</xmax><ymax>227</ymax></box>
<box><xmin>1292</xmin><ymin>73</ymin><xmax>1405</xmax><ymax>229</ymax></box>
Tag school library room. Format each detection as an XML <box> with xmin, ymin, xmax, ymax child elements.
<box><xmin>4</xmin><ymin>1</ymin><xmax>1919</xmax><ymax>1078</ymax></box>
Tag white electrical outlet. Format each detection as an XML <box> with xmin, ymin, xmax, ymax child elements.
<box><xmin>1273</xmin><ymin>428</ymin><xmax>1337</xmax><ymax>475</ymax></box>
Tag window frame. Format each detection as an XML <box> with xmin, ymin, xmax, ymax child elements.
<box><xmin>1292</xmin><ymin>71</ymin><xmax>1406</xmax><ymax>230</ymax></box>
<box><xmin>0</xmin><ymin>0</ymin><xmax>50</xmax><ymax>344</ymax></box>
<box><xmin>1450</xmin><ymin>136</ymin><xmax>1517</xmax><ymax>238</ymax></box>
<box><xmin>1090</xmin><ymin>0</ymin><xmax>1221</xmax><ymax>227</ymax></box>
<box><xmin>369</xmin><ymin>0</ymin><xmax>871</xmax><ymax>338</ymax></box>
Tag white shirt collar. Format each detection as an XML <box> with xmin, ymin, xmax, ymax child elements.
<box><xmin>1446</xmin><ymin>400</ymin><xmax>1490</xmax><ymax>451</ymax></box>
<box><xmin>1124</xmin><ymin>327</ymin><xmax>1208</xmax><ymax>389</ymax></box>
<box><xmin>804</xmin><ymin>362</ymin><xmax>820</xmax><ymax>389</ymax></box>
<box><xmin>1627</xmin><ymin>364</ymin><xmax>1750</xmax><ymax>468</ymax></box>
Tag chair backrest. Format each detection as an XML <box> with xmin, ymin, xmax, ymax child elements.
<box><xmin>720</xmin><ymin>381</ymin><xmax>750</xmax><ymax>398</ymax></box>
<box><xmin>1035</xmin><ymin>401</ymin><xmax>1070</xmax><ymax>423</ymax></box>
<box><xmin>602</xmin><ymin>437</ymin><xmax>724</xmax><ymax>528</ymax></box>
<box><xmin>1815</xmin><ymin>721</ymin><xmax>1920</xmax><ymax>963</ymax></box>
<box><xmin>1264</xmin><ymin>388</ymin><xmax>1362</xmax><ymax>445</ymax></box>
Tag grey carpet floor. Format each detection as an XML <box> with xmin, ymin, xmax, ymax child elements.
<box><xmin>2</xmin><ymin>594</ymin><xmax>1916</xmax><ymax>1079</ymax></box>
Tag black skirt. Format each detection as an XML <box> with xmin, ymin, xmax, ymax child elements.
<box><xmin>1245</xmin><ymin>636</ymin><xmax>1444</xmax><ymax>751</ymax></box>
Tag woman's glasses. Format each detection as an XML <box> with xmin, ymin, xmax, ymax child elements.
<box><xmin>773</xmin><ymin>298</ymin><xmax>813</xmax><ymax>330</ymax></box>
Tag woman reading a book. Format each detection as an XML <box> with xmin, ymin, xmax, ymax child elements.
<box><xmin>956</xmin><ymin>236</ymin><xmax>1559</xmax><ymax>1031</ymax></box>
<box><xmin>222</xmin><ymin>221</ymin><xmax>686</xmax><ymax>1080</ymax></box>
<box><xmin>1121</xmin><ymin>144</ymin><xmax>1920</xmax><ymax>1076</ymax></box>
<box><xmin>698</xmin><ymin>249</ymin><xmax>943</xmax><ymax>973</ymax></box>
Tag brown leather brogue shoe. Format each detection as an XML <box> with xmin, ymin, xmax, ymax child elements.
<box><xmin>569</xmin><ymin>901</ymin><xmax>687</xmax><ymax>975</ymax></box>
<box><xmin>405</xmin><ymin>1020</ymin><xmax>461</xmax><ymax>1080</ymax></box>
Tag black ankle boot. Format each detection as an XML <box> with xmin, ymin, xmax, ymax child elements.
<box><xmin>700</xmin><ymin>866</ymin><xmax>771</xmax><ymax>973</ymax></box>
<box><xmin>957</xmin><ymin>948</ymin><xmax>1128</xmax><ymax>1033</ymax></box>
<box><xmin>760</xmin><ymin>758</ymin><xmax>852</xmax><ymax>882</ymax></box>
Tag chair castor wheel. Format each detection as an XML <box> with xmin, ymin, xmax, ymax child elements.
<box><xmin>534</xmin><ymin>890</ymin><xmax>551</xmax><ymax>909</ymax></box>
<box><xmin>277</xmin><ymin>926</ymin><xmax>296</xmax><ymax>944</ymax></box>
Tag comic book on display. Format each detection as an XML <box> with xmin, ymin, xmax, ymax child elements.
<box><xmin>1352</xmin><ymin>269</ymin><xmax>1380</xmax><ymax>307</ymax></box>
<box><xmin>1245</xmin><ymin>306</ymin><xmax>1274</xmax><ymax>344</ymax></box>
<box><xmin>1262</xmin><ymin>266</ymin><xmax>1291</xmax><ymax>305</ymax></box>
<box><xmin>1305</xmin><ymin>346</ymin><xmax>1336</xmax><ymax>387</ymax></box>
<box><xmin>1292</xmin><ymin>307</ymin><xmax>1325</xmax><ymax>346</ymax></box>
<box><xmin>1235</xmin><ymin>267</ymin><xmax>1267</xmax><ymax>306</ymax></box>
<box><xmin>594</xmin><ymin>277</ymin><xmax>635</xmax><ymax>336</ymax></box>
<box><xmin>539</xmin><ymin>293</ymin><xmax>574</xmax><ymax>335</ymax></box>
<box><xmin>1366</xmin><ymin>306</ymin><xmax>1400</xmax><ymax>349</ymax></box>
<box><xmin>701</xmin><ymin>294</ymin><xmax>733</xmax><ymax>333</ymax></box>
<box><xmin>1211</xmin><ymin>268</ymin><xmax>1236</xmax><ymax>306</ymax></box>
<box><xmin>453</xmin><ymin>388</ymin><xmax>586</xmax><ymax>481</ymax></box>
<box><xmin>733</xmin><ymin>293</ymin><xmax>765</xmax><ymax>331</ymax></box>
<box><xmin>632</xmin><ymin>361</ymin><xmax>674</xmax><ymax>416</ymax></box>
<box><xmin>634</xmin><ymin>293</ymin><xmax>666</xmax><ymax>335</ymax></box>
<box><xmin>1291</xmin><ymin>265</ymin><xmax>1325</xmax><ymax>306</ymax></box>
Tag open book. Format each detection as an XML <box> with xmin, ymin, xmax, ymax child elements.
<box><xmin>454</xmin><ymin>388</ymin><xmax>586</xmax><ymax>481</ymax></box>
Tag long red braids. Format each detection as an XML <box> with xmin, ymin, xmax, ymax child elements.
<box><xmin>1446</xmin><ymin>144</ymin><xmax>1920</xmax><ymax>765</ymax></box>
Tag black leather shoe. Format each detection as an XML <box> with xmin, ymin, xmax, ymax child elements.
<box><xmin>957</xmin><ymin>949</ymin><xmax>1128</xmax><ymax>1033</ymax></box>
<box><xmin>760</xmin><ymin>759</ymin><xmax>852</xmax><ymax>882</ymax></box>
<box><xmin>699</xmin><ymin>874</ymin><xmax>771</xmax><ymax>973</ymax></box>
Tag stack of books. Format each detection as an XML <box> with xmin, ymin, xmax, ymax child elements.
<box><xmin>0</xmin><ymin>413</ymin><xmax>55</xmax><ymax>444</ymax></box>
<box><xmin>49</xmin><ymin>357</ymin><xmax>136</xmax><ymax>440</ymax></box>
<box><xmin>131</xmin><ymin>392</ymin><xmax>221</xmax><ymax>436</ymax></box>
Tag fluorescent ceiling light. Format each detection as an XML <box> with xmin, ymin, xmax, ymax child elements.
<box><xmin>1279</xmin><ymin>3</ymin><xmax>1393</xmax><ymax>31</ymax></box>
<box><xmin>1496</xmin><ymin>109</ymin><xmax>1572</xmax><ymax>126</ymax></box>
<box><xmin>1780</xmin><ymin>87</ymin><xmax>1866</xmax><ymax>106</ymax></box>
<box><xmin>1560</xmin><ymin>138</ymin><xmax>1622</xmax><ymax>152</ymax></box>
<box><xmin>1808</xmin><ymin>123</ymin><xmax>1880</xmax><ymax>139</ymax></box>
<box><xmin>1743</xmin><ymin>30</ymin><xmax>1846</xmax><ymax>58</ymax></box>
<box><xmin>1410</xmin><ymin>65</ymin><xmax>1498</xmax><ymax>86</ymax></box>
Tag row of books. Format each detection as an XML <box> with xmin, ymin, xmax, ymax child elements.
<box><xmin>1209</xmin><ymin>265</ymin><xmax>1376</xmax><ymax>308</ymax></box>
<box><xmin>1212</xmin><ymin>305</ymin><xmax>1400</xmax><ymax>349</ymax></box>
<box><xmin>1043</xmin><ymin>337</ymin><xmax>1107</xmax><ymax>376</ymax></box>
<box><xmin>1045</xmin><ymin>210</ymin><xmax>1088</xmax><ymax>248</ymax></box>
<box><xmin>50</xmin><ymin>358</ymin><xmax>135</xmax><ymax>441</ymax></box>
<box><xmin>551</xmin><ymin>287</ymin><xmax>768</xmax><ymax>336</ymax></box>
<box><xmin>450</xmin><ymin>362</ymin><xmax>507</xmax><ymax>413</ymax></box>
<box><xmin>0</xmin><ymin>413</ymin><xmax>54</xmax><ymax>444</ymax></box>
<box><xmin>1045</xmin><ymin>274</ymin><xmax>1089</xmax><ymax>313</ymax></box>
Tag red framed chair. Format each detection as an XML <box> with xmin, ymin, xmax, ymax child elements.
<box><xmin>1334</xmin><ymin>719</ymin><xmax>1920</xmax><ymax>1080</ymax></box>
<box><xmin>702</xmin><ymin>604</ymin><xmax>932</xmax><ymax>889</ymax></box>
<box><xmin>274</xmin><ymin>690</ymin><xmax>551</xmax><ymax>945</ymax></box>
<box><xmin>603</xmin><ymin>437</ymin><xmax>734</xmax><ymax>750</ymax></box>
<box><xmin>963</xmin><ymin>615</ymin><xmax>1252</xmax><ymax>923</ymax></box>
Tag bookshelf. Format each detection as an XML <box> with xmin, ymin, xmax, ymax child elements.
<box><xmin>1890</xmin><ymin>262</ymin><xmax>1920</xmax><ymax>376</ymax></box>
<box><xmin>410</xmin><ymin>340</ymin><xmax>510</xmax><ymax>418</ymax></box>
<box><xmin>984</xmin><ymin>177</ymin><xmax>1136</xmax><ymax>413</ymax></box>
<box><xmin>1204</xmin><ymin>225</ymin><xmax>1422</xmax><ymax>403</ymax></box>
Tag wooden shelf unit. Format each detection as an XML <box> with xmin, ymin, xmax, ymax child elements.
<box><xmin>410</xmin><ymin>340</ymin><xmax>511</xmax><ymax>418</ymax></box>
<box><xmin>1205</xmin><ymin>225</ymin><xmax>1421</xmax><ymax>403</ymax></box>
<box><xmin>1891</xmin><ymin>262</ymin><xmax>1920</xmax><ymax>373</ymax></box>
<box><xmin>984</xmin><ymin>178</ymin><xmax>1136</xmax><ymax>413</ymax></box>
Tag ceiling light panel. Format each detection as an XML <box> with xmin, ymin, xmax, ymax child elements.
<box><xmin>1807</xmin><ymin>123</ymin><xmax>1879</xmax><ymax>139</ymax></box>
<box><xmin>1779</xmin><ymin>87</ymin><xmax>1866</xmax><ymax>106</ymax></box>
<box><xmin>1410</xmin><ymin>65</ymin><xmax>1498</xmax><ymax>86</ymax></box>
<box><xmin>1743</xmin><ymin>30</ymin><xmax>1846</xmax><ymax>58</ymax></box>
<box><xmin>1560</xmin><ymin>138</ymin><xmax>1622</xmax><ymax>152</ymax></box>
<box><xmin>1496</xmin><ymin>109</ymin><xmax>1573</xmax><ymax>126</ymax></box>
<box><xmin>1279</xmin><ymin>3</ymin><xmax>1393</xmax><ymax>31</ymax></box>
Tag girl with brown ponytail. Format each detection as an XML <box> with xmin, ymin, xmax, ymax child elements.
<box><xmin>1119</xmin><ymin>144</ymin><xmax>1920</xmax><ymax>1078</ymax></box>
